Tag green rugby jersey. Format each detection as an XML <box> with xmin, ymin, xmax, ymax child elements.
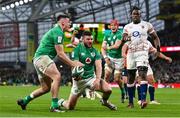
<box><xmin>34</xmin><ymin>24</ymin><xmax>64</xmax><ymax>59</ymax></box>
<box><xmin>103</xmin><ymin>30</ymin><xmax>123</xmax><ymax>58</ymax></box>
<box><xmin>72</xmin><ymin>43</ymin><xmax>101</xmax><ymax>79</ymax></box>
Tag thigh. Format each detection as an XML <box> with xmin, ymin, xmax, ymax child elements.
<box><xmin>113</xmin><ymin>58</ymin><xmax>124</xmax><ymax>70</ymax></box>
<box><xmin>34</xmin><ymin>55</ymin><xmax>55</xmax><ymax>79</ymax></box>
<box><xmin>147</xmin><ymin>65</ymin><xmax>153</xmax><ymax>76</ymax></box>
<box><xmin>147</xmin><ymin>74</ymin><xmax>155</xmax><ymax>85</ymax></box>
<box><xmin>126</xmin><ymin>53</ymin><xmax>136</xmax><ymax>69</ymax></box>
<box><xmin>71</xmin><ymin>78</ymin><xmax>91</xmax><ymax>95</ymax></box>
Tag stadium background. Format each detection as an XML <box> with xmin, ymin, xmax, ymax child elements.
<box><xmin>0</xmin><ymin>0</ymin><xmax>180</xmax><ymax>117</ymax></box>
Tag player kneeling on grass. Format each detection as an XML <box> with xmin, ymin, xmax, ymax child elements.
<box><xmin>58</xmin><ymin>31</ymin><xmax>117</xmax><ymax>111</ymax></box>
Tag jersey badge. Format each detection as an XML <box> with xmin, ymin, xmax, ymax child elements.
<box><xmin>85</xmin><ymin>57</ymin><xmax>91</xmax><ymax>64</ymax></box>
<box><xmin>91</xmin><ymin>52</ymin><xmax>95</xmax><ymax>57</ymax></box>
<box><xmin>58</xmin><ymin>36</ymin><xmax>62</xmax><ymax>43</ymax></box>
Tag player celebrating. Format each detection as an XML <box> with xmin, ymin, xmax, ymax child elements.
<box><xmin>101</xmin><ymin>19</ymin><xmax>125</xmax><ymax>103</ymax></box>
<box><xmin>17</xmin><ymin>14</ymin><xmax>83</xmax><ymax>112</ymax></box>
<box><xmin>58</xmin><ymin>31</ymin><xmax>117</xmax><ymax>111</ymax></box>
<box><xmin>122</xmin><ymin>6</ymin><xmax>161</xmax><ymax>108</ymax></box>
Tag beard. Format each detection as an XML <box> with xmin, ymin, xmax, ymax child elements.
<box><xmin>84</xmin><ymin>42</ymin><xmax>92</xmax><ymax>48</ymax></box>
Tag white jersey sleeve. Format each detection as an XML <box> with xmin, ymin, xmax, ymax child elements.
<box><xmin>147</xmin><ymin>22</ymin><xmax>155</xmax><ymax>34</ymax></box>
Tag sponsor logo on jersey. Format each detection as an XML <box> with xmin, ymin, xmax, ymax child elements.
<box><xmin>113</xmin><ymin>36</ymin><xmax>116</xmax><ymax>39</ymax></box>
<box><xmin>81</xmin><ymin>53</ymin><xmax>85</xmax><ymax>56</ymax></box>
<box><xmin>132</xmin><ymin>31</ymin><xmax>140</xmax><ymax>37</ymax></box>
<box><xmin>85</xmin><ymin>57</ymin><xmax>91</xmax><ymax>64</ymax></box>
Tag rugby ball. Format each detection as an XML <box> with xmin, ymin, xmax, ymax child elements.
<box><xmin>72</xmin><ymin>66</ymin><xmax>84</xmax><ymax>78</ymax></box>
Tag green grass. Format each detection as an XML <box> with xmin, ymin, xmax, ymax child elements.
<box><xmin>0</xmin><ymin>86</ymin><xmax>180</xmax><ymax>117</ymax></box>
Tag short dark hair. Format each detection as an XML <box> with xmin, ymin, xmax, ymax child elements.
<box><xmin>56</xmin><ymin>13</ymin><xmax>70</xmax><ymax>21</ymax></box>
<box><xmin>82</xmin><ymin>31</ymin><xmax>92</xmax><ymax>37</ymax></box>
<box><xmin>130</xmin><ymin>6</ymin><xmax>140</xmax><ymax>14</ymax></box>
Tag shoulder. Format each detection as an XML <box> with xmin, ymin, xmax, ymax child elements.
<box><xmin>75</xmin><ymin>43</ymin><xmax>84</xmax><ymax>49</ymax></box>
<box><xmin>52</xmin><ymin>24</ymin><xmax>63</xmax><ymax>34</ymax></box>
<box><xmin>124</xmin><ymin>22</ymin><xmax>133</xmax><ymax>30</ymax></box>
<box><xmin>142</xmin><ymin>21</ymin><xmax>153</xmax><ymax>27</ymax></box>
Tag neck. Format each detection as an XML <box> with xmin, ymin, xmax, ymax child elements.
<box><xmin>58</xmin><ymin>23</ymin><xmax>64</xmax><ymax>31</ymax></box>
<box><xmin>133</xmin><ymin>20</ymin><xmax>141</xmax><ymax>24</ymax></box>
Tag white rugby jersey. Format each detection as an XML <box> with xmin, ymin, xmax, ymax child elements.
<box><xmin>123</xmin><ymin>20</ymin><xmax>155</xmax><ymax>52</ymax></box>
<box><xmin>125</xmin><ymin>40</ymin><xmax>154</xmax><ymax>53</ymax></box>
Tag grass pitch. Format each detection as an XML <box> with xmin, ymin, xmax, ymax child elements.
<box><xmin>0</xmin><ymin>86</ymin><xmax>180</xmax><ymax>117</ymax></box>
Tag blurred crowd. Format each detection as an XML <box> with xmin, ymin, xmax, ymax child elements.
<box><xmin>0</xmin><ymin>57</ymin><xmax>179</xmax><ymax>86</ymax></box>
<box><xmin>158</xmin><ymin>24</ymin><xmax>180</xmax><ymax>46</ymax></box>
<box><xmin>151</xmin><ymin>59</ymin><xmax>180</xmax><ymax>83</ymax></box>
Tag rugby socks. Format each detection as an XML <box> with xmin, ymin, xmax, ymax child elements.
<box><xmin>23</xmin><ymin>94</ymin><xmax>34</xmax><ymax>105</ymax></box>
<box><xmin>51</xmin><ymin>98</ymin><xmax>59</xmax><ymax>109</ymax></box>
<box><xmin>140</xmin><ymin>81</ymin><xmax>148</xmax><ymax>101</ymax></box>
<box><xmin>124</xmin><ymin>83</ymin><xmax>128</xmax><ymax>97</ymax></box>
<box><xmin>149</xmin><ymin>84</ymin><xmax>155</xmax><ymax>101</ymax></box>
<box><xmin>127</xmin><ymin>83</ymin><xmax>135</xmax><ymax>104</ymax></box>
<box><xmin>137</xmin><ymin>84</ymin><xmax>141</xmax><ymax>101</ymax></box>
<box><xmin>120</xmin><ymin>86</ymin><xmax>125</xmax><ymax>96</ymax></box>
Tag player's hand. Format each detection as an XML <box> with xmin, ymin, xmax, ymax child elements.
<box><xmin>102</xmin><ymin>45</ymin><xmax>108</xmax><ymax>50</ymax></box>
<box><xmin>165</xmin><ymin>57</ymin><xmax>172</xmax><ymax>63</ymax></box>
<box><xmin>73</xmin><ymin>61</ymin><xmax>84</xmax><ymax>67</ymax></box>
<box><xmin>105</xmin><ymin>58</ymin><xmax>111</xmax><ymax>65</ymax></box>
<box><xmin>73</xmin><ymin>30</ymin><xmax>78</xmax><ymax>35</ymax></box>
<box><xmin>92</xmin><ymin>78</ymin><xmax>100</xmax><ymax>90</ymax></box>
<box><xmin>123</xmin><ymin>36</ymin><xmax>131</xmax><ymax>41</ymax></box>
<box><xmin>74</xmin><ymin>77</ymin><xmax>82</xmax><ymax>81</ymax></box>
<box><xmin>122</xmin><ymin>53</ymin><xmax>127</xmax><ymax>59</ymax></box>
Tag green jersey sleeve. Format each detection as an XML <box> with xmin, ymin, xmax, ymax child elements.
<box><xmin>53</xmin><ymin>25</ymin><xmax>64</xmax><ymax>45</ymax></box>
<box><xmin>95</xmin><ymin>49</ymin><xmax>101</xmax><ymax>60</ymax></box>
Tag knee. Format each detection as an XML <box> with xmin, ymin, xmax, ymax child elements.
<box><xmin>42</xmin><ymin>86</ymin><xmax>51</xmax><ymax>93</ymax></box>
<box><xmin>105</xmin><ymin>88</ymin><xmax>112</xmax><ymax>94</ymax></box>
<box><xmin>53</xmin><ymin>72</ymin><xmax>61</xmax><ymax>82</ymax></box>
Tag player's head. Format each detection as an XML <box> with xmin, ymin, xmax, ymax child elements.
<box><xmin>130</xmin><ymin>6</ymin><xmax>141</xmax><ymax>24</ymax></box>
<box><xmin>110</xmin><ymin>19</ymin><xmax>119</xmax><ymax>33</ymax></box>
<box><xmin>82</xmin><ymin>31</ymin><xmax>93</xmax><ymax>48</ymax></box>
<box><xmin>56</xmin><ymin>13</ymin><xmax>71</xmax><ymax>31</ymax></box>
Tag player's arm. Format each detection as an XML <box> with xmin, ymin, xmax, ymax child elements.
<box><xmin>55</xmin><ymin>45</ymin><xmax>82</xmax><ymax>67</ymax></box>
<box><xmin>148</xmin><ymin>23</ymin><xmax>161</xmax><ymax>52</ymax></box>
<box><xmin>149</xmin><ymin>46</ymin><xmax>172</xmax><ymax>63</ymax></box>
<box><xmin>101</xmin><ymin>41</ymin><xmax>108</xmax><ymax>58</ymax></box>
<box><xmin>95</xmin><ymin>59</ymin><xmax>102</xmax><ymax>79</ymax></box>
<box><xmin>122</xmin><ymin>43</ymin><xmax>128</xmax><ymax>58</ymax></box>
<box><xmin>158</xmin><ymin>53</ymin><xmax>172</xmax><ymax>63</ymax></box>
<box><xmin>71</xmin><ymin>30</ymin><xmax>78</xmax><ymax>42</ymax></box>
<box><xmin>108</xmin><ymin>40</ymin><xmax>123</xmax><ymax>50</ymax></box>
<box><xmin>150</xmin><ymin>32</ymin><xmax>161</xmax><ymax>51</ymax></box>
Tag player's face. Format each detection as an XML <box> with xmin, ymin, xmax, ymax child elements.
<box><xmin>110</xmin><ymin>23</ymin><xmax>118</xmax><ymax>33</ymax></box>
<box><xmin>131</xmin><ymin>10</ymin><xmax>141</xmax><ymax>24</ymax></box>
<box><xmin>63</xmin><ymin>18</ymin><xmax>71</xmax><ymax>31</ymax></box>
<box><xmin>83</xmin><ymin>36</ymin><xmax>93</xmax><ymax>48</ymax></box>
